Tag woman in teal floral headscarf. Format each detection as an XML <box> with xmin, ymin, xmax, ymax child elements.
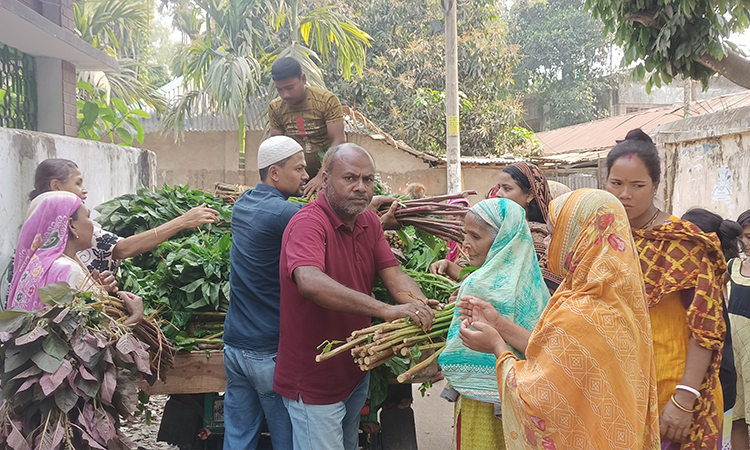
<box><xmin>437</xmin><ymin>198</ymin><xmax>550</xmax><ymax>450</ymax></box>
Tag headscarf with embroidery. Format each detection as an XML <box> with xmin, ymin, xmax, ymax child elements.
<box><xmin>497</xmin><ymin>188</ymin><xmax>660</xmax><ymax>450</ymax></box>
<box><xmin>547</xmin><ymin>180</ymin><xmax>571</xmax><ymax>199</ymax></box>
<box><xmin>439</xmin><ymin>198</ymin><xmax>549</xmax><ymax>403</ymax></box>
<box><xmin>8</xmin><ymin>191</ymin><xmax>82</xmax><ymax>311</ymax></box>
<box><xmin>445</xmin><ymin>198</ymin><xmax>471</xmax><ymax>263</ymax></box>
<box><xmin>501</xmin><ymin>162</ymin><xmax>563</xmax><ymax>291</ymax></box>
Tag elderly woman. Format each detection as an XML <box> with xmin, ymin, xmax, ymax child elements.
<box><xmin>435</xmin><ymin>198</ymin><xmax>550</xmax><ymax>450</ymax></box>
<box><xmin>460</xmin><ymin>189</ymin><xmax>660</xmax><ymax>449</ymax></box>
<box><xmin>8</xmin><ymin>191</ymin><xmax>142</xmax><ymax>324</ymax></box>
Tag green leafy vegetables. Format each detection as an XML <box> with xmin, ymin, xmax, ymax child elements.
<box><xmin>97</xmin><ymin>185</ymin><xmax>233</xmax><ymax>351</ymax></box>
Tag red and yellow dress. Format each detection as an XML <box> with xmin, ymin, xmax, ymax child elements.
<box><xmin>634</xmin><ymin>217</ymin><xmax>726</xmax><ymax>450</ymax></box>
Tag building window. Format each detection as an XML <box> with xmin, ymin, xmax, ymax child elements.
<box><xmin>0</xmin><ymin>43</ymin><xmax>38</xmax><ymax>131</ymax></box>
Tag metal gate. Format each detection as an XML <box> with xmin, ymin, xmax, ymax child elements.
<box><xmin>544</xmin><ymin>168</ymin><xmax>601</xmax><ymax>190</ymax></box>
<box><xmin>0</xmin><ymin>43</ymin><xmax>37</xmax><ymax>130</ymax></box>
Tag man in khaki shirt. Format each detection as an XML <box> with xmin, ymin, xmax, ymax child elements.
<box><xmin>269</xmin><ymin>58</ymin><xmax>346</xmax><ymax>198</ymax></box>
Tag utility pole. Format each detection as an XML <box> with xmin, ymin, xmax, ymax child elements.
<box><xmin>443</xmin><ymin>0</ymin><xmax>461</xmax><ymax>194</ymax></box>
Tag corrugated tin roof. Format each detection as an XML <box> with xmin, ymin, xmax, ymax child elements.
<box><xmin>535</xmin><ymin>90</ymin><xmax>750</xmax><ymax>155</ymax></box>
<box><xmin>142</xmin><ymin>77</ymin><xmax>270</xmax><ymax>133</ymax></box>
<box><xmin>142</xmin><ymin>79</ymin><xmax>440</xmax><ymax>163</ymax></box>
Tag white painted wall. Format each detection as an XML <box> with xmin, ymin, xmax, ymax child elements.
<box><xmin>665</xmin><ymin>136</ymin><xmax>750</xmax><ymax>219</ymax></box>
<box><xmin>654</xmin><ymin>105</ymin><xmax>750</xmax><ymax>220</ymax></box>
<box><xmin>0</xmin><ymin>128</ymin><xmax>156</xmax><ymax>300</ymax></box>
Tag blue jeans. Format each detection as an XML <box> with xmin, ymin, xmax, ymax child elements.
<box><xmin>283</xmin><ymin>372</ymin><xmax>370</xmax><ymax>450</ymax></box>
<box><xmin>223</xmin><ymin>345</ymin><xmax>293</xmax><ymax>450</ymax></box>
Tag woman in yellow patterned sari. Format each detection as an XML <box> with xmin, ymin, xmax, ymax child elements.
<box><xmin>606</xmin><ymin>129</ymin><xmax>726</xmax><ymax>450</ymax></box>
<box><xmin>459</xmin><ymin>188</ymin><xmax>660</xmax><ymax>449</ymax></box>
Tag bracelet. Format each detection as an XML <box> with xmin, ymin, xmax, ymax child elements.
<box><xmin>153</xmin><ymin>228</ymin><xmax>159</xmax><ymax>241</ymax></box>
<box><xmin>676</xmin><ymin>384</ymin><xmax>701</xmax><ymax>398</ymax></box>
<box><xmin>670</xmin><ymin>395</ymin><xmax>696</xmax><ymax>413</ymax></box>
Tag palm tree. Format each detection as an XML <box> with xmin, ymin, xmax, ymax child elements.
<box><xmin>160</xmin><ymin>0</ymin><xmax>372</xmax><ymax>184</ymax></box>
<box><xmin>75</xmin><ymin>0</ymin><xmax>167</xmax><ymax>112</ymax></box>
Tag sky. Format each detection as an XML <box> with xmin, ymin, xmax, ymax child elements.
<box><xmin>731</xmin><ymin>30</ymin><xmax>750</xmax><ymax>53</ymax></box>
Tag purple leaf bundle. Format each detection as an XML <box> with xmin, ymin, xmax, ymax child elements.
<box><xmin>0</xmin><ymin>283</ymin><xmax>174</xmax><ymax>450</ymax></box>
<box><xmin>381</xmin><ymin>191</ymin><xmax>476</xmax><ymax>243</ymax></box>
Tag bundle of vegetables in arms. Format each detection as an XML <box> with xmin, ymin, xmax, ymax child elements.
<box><xmin>316</xmin><ymin>302</ymin><xmax>455</xmax><ymax>383</ymax></box>
<box><xmin>0</xmin><ymin>283</ymin><xmax>174</xmax><ymax>450</ymax></box>
<box><xmin>378</xmin><ymin>191</ymin><xmax>476</xmax><ymax>243</ymax></box>
<box><xmin>97</xmin><ymin>186</ymin><xmax>233</xmax><ymax>352</ymax></box>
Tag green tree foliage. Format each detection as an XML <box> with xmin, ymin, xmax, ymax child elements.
<box><xmin>511</xmin><ymin>0</ymin><xmax>612</xmax><ymax>130</ymax></box>
<box><xmin>161</xmin><ymin>0</ymin><xmax>372</xmax><ymax>140</ymax></box>
<box><xmin>74</xmin><ymin>0</ymin><xmax>167</xmax><ymax>111</ymax></box>
<box><xmin>323</xmin><ymin>0</ymin><xmax>528</xmax><ymax>157</ymax></box>
<box><xmin>76</xmin><ymin>81</ymin><xmax>150</xmax><ymax>146</ymax></box>
<box><xmin>586</xmin><ymin>0</ymin><xmax>750</xmax><ymax>90</ymax></box>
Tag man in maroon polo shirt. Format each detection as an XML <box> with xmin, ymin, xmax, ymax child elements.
<box><xmin>274</xmin><ymin>143</ymin><xmax>437</xmax><ymax>450</ymax></box>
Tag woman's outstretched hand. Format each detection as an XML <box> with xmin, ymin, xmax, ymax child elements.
<box><xmin>179</xmin><ymin>204</ymin><xmax>219</xmax><ymax>229</ymax></box>
<box><xmin>459</xmin><ymin>318</ymin><xmax>508</xmax><ymax>357</ymax></box>
<box><xmin>457</xmin><ymin>296</ymin><xmax>501</xmax><ymax>330</ymax></box>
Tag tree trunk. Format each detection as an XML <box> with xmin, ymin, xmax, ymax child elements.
<box><xmin>624</xmin><ymin>11</ymin><xmax>750</xmax><ymax>89</ymax></box>
<box><xmin>697</xmin><ymin>52</ymin><xmax>750</xmax><ymax>89</ymax></box>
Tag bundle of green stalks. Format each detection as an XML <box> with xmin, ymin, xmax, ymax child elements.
<box><xmin>378</xmin><ymin>191</ymin><xmax>476</xmax><ymax>243</ymax></box>
<box><xmin>316</xmin><ymin>303</ymin><xmax>455</xmax><ymax>383</ymax></box>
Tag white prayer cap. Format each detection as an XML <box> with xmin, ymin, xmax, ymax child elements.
<box><xmin>257</xmin><ymin>136</ymin><xmax>303</xmax><ymax>169</ymax></box>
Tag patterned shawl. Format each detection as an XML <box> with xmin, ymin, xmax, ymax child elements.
<box><xmin>445</xmin><ymin>198</ymin><xmax>471</xmax><ymax>263</ymax></box>
<box><xmin>547</xmin><ymin>180</ymin><xmax>571</xmax><ymax>199</ymax></box>
<box><xmin>8</xmin><ymin>192</ymin><xmax>82</xmax><ymax>311</ymax></box>
<box><xmin>509</xmin><ymin>162</ymin><xmax>552</xmax><ymax>223</ymax></box>
<box><xmin>497</xmin><ymin>189</ymin><xmax>660</xmax><ymax>450</ymax></box>
<box><xmin>633</xmin><ymin>219</ymin><xmax>726</xmax><ymax>449</ymax></box>
<box><xmin>438</xmin><ymin>198</ymin><xmax>549</xmax><ymax>404</ymax></box>
<box><xmin>510</xmin><ymin>162</ymin><xmax>563</xmax><ymax>290</ymax></box>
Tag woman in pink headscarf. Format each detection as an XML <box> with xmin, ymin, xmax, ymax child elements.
<box><xmin>8</xmin><ymin>191</ymin><xmax>142</xmax><ymax>323</ymax></box>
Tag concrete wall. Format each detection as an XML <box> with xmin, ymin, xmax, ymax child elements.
<box><xmin>654</xmin><ymin>105</ymin><xmax>750</xmax><ymax>220</ymax></box>
<box><xmin>141</xmin><ymin>129</ymin><xmax>503</xmax><ymax>202</ymax></box>
<box><xmin>140</xmin><ymin>128</ymin><xmax>517</xmax><ymax>205</ymax></box>
<box><xmin>0</xmin><ymin>128</ymin><xmax>157</xmax><ymax>291</ymax></box>
<box><xmin>139</xmin><ymin>130</ymin><xmax>265</xmax><ymax>190</ymax></box>
<box><xmin>616</xmin><ymin>77</ymin><xmax>746</xmax><ymax>108</ymax></box>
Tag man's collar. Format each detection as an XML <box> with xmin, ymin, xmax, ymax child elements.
<box><xmin>253</xmin><ymin>182</ymin><xmax>286</xmax><ymax>199</ymax></box>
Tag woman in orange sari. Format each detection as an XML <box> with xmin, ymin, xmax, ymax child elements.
<box><xmin>606</xmin><ymin>129</ymin><xmax>726</xmax><ymax>450</ymax></box>
<box><xmin>459</xmin><ymin>189</ymin><xmax>660</xmax><ymax>449</ymax></box>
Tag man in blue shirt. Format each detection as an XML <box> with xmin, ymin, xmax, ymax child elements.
<box><xmin>223</xmin><ymin>136</ymin><xmax>309</xmax><ymax>449</ymax></box>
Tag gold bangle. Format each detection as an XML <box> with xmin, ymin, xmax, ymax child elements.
<box><xmin>670</xmin><ymin>394</ymin><xmax>696</xmax><ymax>413</ymax></box>
<box><xmin>153</xmin><ymin>228</ymin><xmax>159</xmax><ymax>241</ymax></box>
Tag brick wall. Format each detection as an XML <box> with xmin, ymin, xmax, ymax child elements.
<box><xmin>62</xmin><ymin>60</ymin><xmax>77</xmax><ymax>137</ymax></box>
<box><xmin>18</xmin><ymin>0</ymin><xmax>43</xmax><ymax>14</ymax></box>
<box><xmin>60</xmin><ymin>0</ymin><xmax>75</xmax><ymax>31</ymax></box>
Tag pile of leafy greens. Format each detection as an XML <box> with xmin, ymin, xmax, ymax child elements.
<box><xmin>95</xmin><ymin>184</ymin><xmax>232</xmax><ymax>239</ymax></box>
<box><xmin>96</xmin><ymin>186</ymin><xmax>233</xmax><ymax>351</ymax></box>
